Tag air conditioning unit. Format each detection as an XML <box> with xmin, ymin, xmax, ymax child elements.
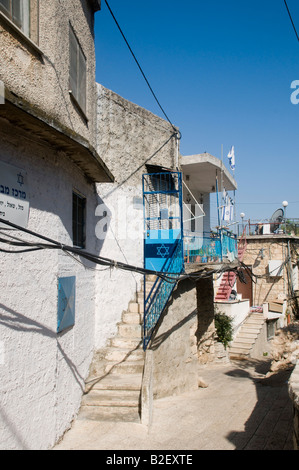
<box><xmin>268</xmin><ymin>260</ymin><xmax>283</xmax><ymax>277</ymax></box>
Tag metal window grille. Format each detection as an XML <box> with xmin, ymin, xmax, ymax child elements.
<box><xmin>72</xmin><ymin>191</ymin><xmax>86</xmax><ymax>248</ymax></box>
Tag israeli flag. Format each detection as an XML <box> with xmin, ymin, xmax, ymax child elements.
<box><xmin>227</xmin><ymin>146</ymin><xmax>235</xmax><ymax>170</ymax></box>
<box><xmin>222</xmin><ymin>202</ymin><xmax>234</xmax><ymax>222</ymax></box>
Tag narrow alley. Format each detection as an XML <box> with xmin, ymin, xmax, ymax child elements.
<box><xmin>54</xmin><ymin>358</ymin><xmax>294</xmax><ymax>451</ymax></box>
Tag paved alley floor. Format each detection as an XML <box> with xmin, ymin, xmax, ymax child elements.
<box><xmin>53</xmin><ymin>359</ymin><xmax>294</xmax><ymax>451</ymax></box>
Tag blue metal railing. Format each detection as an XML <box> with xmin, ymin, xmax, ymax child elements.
<box><xmin>143</xmin><ymin>238</ymin><xmax>184</xmax><ymax>350</ymax></box>
<box><xmin>221</xmin><ymin>232</ymin><xmax>238</xmax><ymax>259</ymax></box>
<box><xmin>184</xmin><ymin>230</ymin><xmax>238</xmax><ymax>264</ymax></box>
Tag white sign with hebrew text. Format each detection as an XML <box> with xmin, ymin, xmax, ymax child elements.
<box><xmin>0</xmin><ymin>160</ymin><xmax>30</xmax><ymax>228</ymax></box>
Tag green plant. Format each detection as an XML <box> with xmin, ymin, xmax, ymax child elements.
<box><xmin>214</xmin><ymin>312</ymin><xmax>233</xmax><ymax>349</ymax></box>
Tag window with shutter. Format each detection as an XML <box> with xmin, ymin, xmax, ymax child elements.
<box><xmin>0</xmin><ymin>0</ymin><xmax>38</xmax><ymax>43</ymax></box>
<box><xmin>69</xmin><ymin>25</ymin><xmax>87</xmax><ymax>115</ymax></box>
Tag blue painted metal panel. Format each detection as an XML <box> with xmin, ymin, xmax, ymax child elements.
<box><xmin>144</xmin><ymin>228</ymin><xmax>181</xmax><ymax>271</ymax></box>
<box><xmin>142</xmin><ymin>171</ymin><xmax>184</xmax><ymax>349</ymax></box>
<box><xmin>143</xmin><ymin>238</ymin><xmax>184</xmax><ymax>350</ymax></box>
<box><xmin>143</xmin><ymin>172</ymin><xmax>183</xmax><ymax>273</ymax></box>
<box><xmin>57</xmin><ymin>276</ymin><xmax>76</xmax><ymax>333</ymax></box>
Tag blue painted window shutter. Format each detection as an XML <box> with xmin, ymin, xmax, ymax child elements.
<box><xmin>57</xmin><ymin>276</ymin><xmax>76</xmax><ymax>333</ymax></box>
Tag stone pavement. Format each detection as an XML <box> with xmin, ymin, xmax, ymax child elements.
<box><xmin>53</xmin><ymin>359</ymin><xmax>294</xmax><ymax>451</ymax></box>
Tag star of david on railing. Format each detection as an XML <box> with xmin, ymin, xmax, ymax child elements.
<box><xmin>156</xmin><ymin>244</ymin><xmax>170</xmax><ymax>257</ymax></box>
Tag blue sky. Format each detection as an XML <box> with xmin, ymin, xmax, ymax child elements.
<box><xmin>94</xmin><ymin>0</ymin><xmax>299</xmax><ymax>226</ymax></box>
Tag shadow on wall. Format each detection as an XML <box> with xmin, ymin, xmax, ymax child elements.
<box><xmin>149</xmin><ymin>277</ymin><xmax>198</xmax><ymax>350</ymax></box>
<box><xmin>0</xmin><ymin>302</ymin><xmax>87</xmax><ymax>449</ymax></box>
<box><xmin>0</xmin><ymin>303</ymin><xmax>85</xmax><ymax>389</ymax></box>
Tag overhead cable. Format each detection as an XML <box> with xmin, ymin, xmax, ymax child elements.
<box><xmin>104</xmin><ymin>0</ymin><xmax>181</xmax><ymax>139</ymax></box>
<box><xmin>0</xmin><ymin>218</ymin><xmax>243</xmax><ymax>283</ymax></box>
<box><xmin>283</xmin><ymin>0</ymin><xmax>299</xmax><ymax>42</ymax></box>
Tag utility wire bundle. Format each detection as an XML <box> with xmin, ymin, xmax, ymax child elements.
<box><xmin>0</xmin><ymin>217</ymin><xmax>245</xmax><ymax>284</ymax></box>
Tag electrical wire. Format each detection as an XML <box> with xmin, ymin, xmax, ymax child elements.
<box><xmin>0</xmin><ymin>217</ymin><xmax>245</xmax><ymax>284</ymax></box>
<box><xmin>283</xmin><ymin>0</ymin><xmax>299</xmax><ymax>42</ymax></box>
<box><xmin>0</xmin><ymin>218</ymin><xmax>183</xmax><ymax>281</ymax></box>
<box><xmin>104</xmin><ymin>0</ymin><xmax>180</xmax><ymax>139</ymax></box>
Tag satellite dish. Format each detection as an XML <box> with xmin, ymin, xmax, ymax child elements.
<box><xmin>269</xmin><ymin>208</ymin><xmax>284</xmax><ymax>233</ymax></box>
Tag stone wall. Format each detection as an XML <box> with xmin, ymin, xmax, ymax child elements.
<box><xmin>196</xmin><ymin>277</ymin><xmax>216</xmax><ymax>364</ymax></box>
<box><xmin>242</xmin><ymin>236</ymin><xmax>299</xmax><ymax>307</ymax></box>
<box><xmin>288</xmin><ymin>363</ymin><xmax>299</xmax><ymax>450</ymax></box>
<box><xmin>149</xmin><ymin>278</ymin><xmax>198</xmax><ymax>399</ymax></box>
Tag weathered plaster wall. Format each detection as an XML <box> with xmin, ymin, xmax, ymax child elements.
<box><xmin>149</xmin><ymin>278</ymin><xmax>198</xmax><ymax>399</ymax></box>
<box><xmin>242</xmin><ymin>237</ymin><xmax>299</xmax><ymax>306</ymax></box>
<box><xmin>0</xmin><ymin>119</ymin><xmax>98</xmax><ymax>449</ymax></box>
<box><xmin>0</xmin><ymin>0</ymin><xmax>98</xmax><ymax>147</ymax></box>
<box><xmin>196</xmin><ymin>277</ymin><xmax>216</xmax><ymax>364</ymax></box>
<box><xmin>215</xmin><ymin>299</ymin><xmax>250</xmax><ymax>338</ymax></box>
<box><xmin>95</xmin><ymin>84</ymin><xmax>179</xmax><ymax>348</ymax></box>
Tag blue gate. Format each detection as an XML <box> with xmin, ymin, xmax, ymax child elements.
<box><xmin>142</xmin><ymin>171</ymin><xmax>184</xmax><ymax>349</ymax></box>
<box><xmin>143</xmin><ymin>171</ymin><xmax>184</xmax><ymax>271</ymax></box>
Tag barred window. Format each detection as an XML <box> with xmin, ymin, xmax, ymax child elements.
<box><xmin>72</xmin><ymin>191</ymin><xmax>86</xmax><ymax>249</ymax></box>
<box><xmin>69</xmin><ymin>24</ymin><xmax>86</xmax><ymax>115</ymax></box>
<box><xmin>0</xmin><ymin>0</ymin><xmax>39</xmax><ymax>44</ymax></box>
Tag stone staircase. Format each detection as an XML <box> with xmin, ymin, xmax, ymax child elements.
<box><xmin>78</xmin><ymin>277</ymin><xmax>156</xmax><ymax>423</ymax></box>
<box><xmin>229</xmin><ymin>313</ymin><xmax>265</xmax><ymax>360</ymax></box>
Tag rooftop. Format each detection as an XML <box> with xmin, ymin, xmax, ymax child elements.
<box><xmin>181</xmin><ymin>152</ymin><xmax>237</xmax><ymax>194</ymax></box>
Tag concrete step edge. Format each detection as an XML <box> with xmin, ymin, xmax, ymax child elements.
<box><xmin>78</xmin><ymin>406</ymin><xmax>141</xmax><ymax>423</ymax></box>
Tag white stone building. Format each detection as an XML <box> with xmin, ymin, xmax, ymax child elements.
<box><xmin>0</xmin><ymin>0</ymin><xmax>114</xmax><ymax>450</ymax></box>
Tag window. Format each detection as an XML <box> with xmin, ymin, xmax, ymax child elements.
<box><xmin>69</xmin><ymin>24</ymin><xmax>86</xmax><ymax>115</ymax></box>
<box><xmin>72</xmin><ymin>191</ymin><xmax>86</xmax><ymax>248</ymax></box>
<box><xmin>0</xmin><ymin>0</ymin><xmax>39</xmax><ymax>44</ymax></box>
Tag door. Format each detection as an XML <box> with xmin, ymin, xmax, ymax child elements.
<box><xmin>236</xmin><ymin>267</ymin><xmax>253</xmax><ymax>306</ymax></box>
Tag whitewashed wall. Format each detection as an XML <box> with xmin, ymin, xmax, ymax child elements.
<box><xmin>0</xmin><ymin>121</ymin><xmax>99</xmax><ymax>449</ymax></box>
<box><xmin>95</xmin><ymin>84</ymin><xmax>178</xmax><ymax>349</ymax></box>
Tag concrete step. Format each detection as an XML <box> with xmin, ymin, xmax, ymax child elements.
<box><xmin>229</xmin><ymin>313</ymin><xmax>265</xmax><ymax>360</ymax></box>
<box><xmin>242</xmin><ymin>323</ymin><xmax>263</xmax><ymax>330</ymax></box>
<box><xmin>237</xmin><ymin>332</ymin><xmax>258</xmax><ymax>340</ymax></box>
<box><xmin>231</xmin><ymin>342</ymin><xmax>253</xmax><ymax>351</ymax></box>
<box><xmin>137</xmin><ymin>292</ymin><xmax>145</xmax><ymax>303</ymax></box>
<box><xmin>110</xmin><ymin>336</ymin><xmax>142</xmax><ymax>349</ymax></box>
<box><xmin>86</xmin><ymin>373</ymin><xmax>143</xmax><ymax>392</ymax></box>
<box><xmin>229</xmin><ymin>350</ymin><xmax>251</xmax><ymax>357</ymax></box>
<box><xmin>122</xmin><ymin>312</ymin><xmax>142</xmax><ymax>324</ymax></box>
<box><xmin>81</xmin><ymin>282</ymin><xmax>146</xmax><ymax>424</ymax></box>
<box><xmin>229</xmin><ymin>348</ymin><xmax>250</xmax><ymax>359</ymax></box>
<box><xmin>81</xmin><ymin>389</ymin><xmax>140</xmax><ymax>407</ymax></box>
<box><xmin>104</xmin><ymin>360</ymin><xmax>144</xmax><ymax>375</ymax></box>
<box><xmin>229</xmin><ymin>353</ymin><xmax>250</xmax><ymax>360</ymax></box>
<box><xmin>246</xmin><ymin>318</ymin><xmax>264</xmax><ymax>324</ymax></box>
<box><xmin>117</xmin><ymin>322</ymin><xmax>142</xmax><ymax>338</ymax></box>
<box><xmin>233</xmin><ymin>337</ymin><xmax>256</xmax><ymax>344</ymax></box>
<box><xmin>104</xmin><ymin>347</ymin><xmax>144</xmax><ymax>363</ymax></box>
<box><xmin>78</xmin><ymin>405</ymin><xmax>141</xmax><ymax>422</ymax></box>
<box><xmin>128</xmin><ymin>301</ymin><xmax>143</xmax><ymax>314</ymax></box>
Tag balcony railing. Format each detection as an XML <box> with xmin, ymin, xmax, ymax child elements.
<box><xmin>184</xmin><ymin>230</ymin><xmax>238</xmax><ymax>264</ymax></box>
<box><xmin>236</xmin><ymin>218</ymin><xmax>299</xmax><ymax>237</ymax></box>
